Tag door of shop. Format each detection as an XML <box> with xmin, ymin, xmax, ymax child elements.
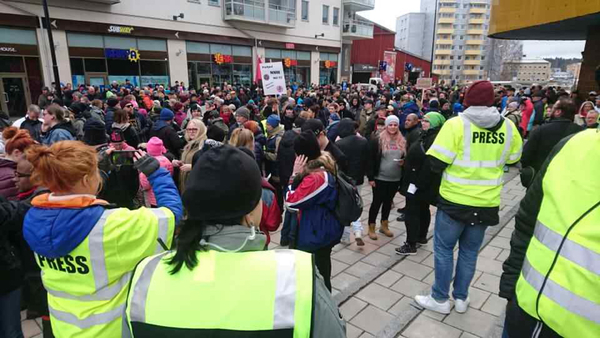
<box><xmin>86</xmin><ymin>73</ymin><xmax>109</xmax><ymax>90</ymax></box>
<box><xmin>0</xmin><ymin>75</ymin><xmax>30</xmax><ymax>118</ymax></box>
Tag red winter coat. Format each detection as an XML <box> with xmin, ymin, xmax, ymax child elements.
<box><xmin>260</xmin><ymin>178</ymin><xmax>281</xmax><ymax>245</ymax></box>
<box><xmin>520</xmin><ymin>99</ymin><xmax>534</xmax><ymax>135</ymax></box>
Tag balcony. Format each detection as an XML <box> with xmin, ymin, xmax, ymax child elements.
<box><xmin>439</xmin><ymin>0</ymin><xmax>456</xmax><ymax>3</ymax></box>
<box><xmin>464</xmin><ymin>59</ymin><xmax>481</xmax><ymax>65</ymax></box>
<box><xmin>463</xmin><ymin>69</ymin><xmax>481</xmax><ymax>75</ymax></box>
<box><xmin>465</xmin><ymin>49</ymin><xmax>482</xmax><ymax>55</ymax></box>
<box><xmin>467</xmin><ymin>29</ymin><xmax>484</xmax><ymax>35</ymax></box>
<box><xmin>439</xmin><ymin>7</ymin><xmax>456</xmax><ymax>13</ymax></box>
<box><xmin>343</xmin><ymin>0</ymin><xmax>375</xmax><ymax>12</ymax></box>
<box><xmin>466</xmin><ymin>39</ymin><xmax>484</xmax><ymax>45</ymax></box>
<box><xmin>223</xmin><ymin>0</ymin><xmax>296</xmax><ymax>28</ymax></box>
<box><xmin>437</xmin><ymin>28</ymin><xmax>454</xmax><ymax>34</ymax></box>
<box><xmin>433</xmin><ymin>60</ymin><xmax>452</xmax><ymax>66</ymax></box>
<box><xmin>342</xmin><ymin>18</ymin><xmax>374</xmax><ymax>40</ymax></box>
<box><xmin>436</xmin><ymin>39</ymin><xmax>453</xmax><ymax>44</ymax></box>
<box><xmin>436</xmin><ymin>69</ymin><xmax>452</xmax><ymax>75</ymax></box>
<box><xmin>435</xmin><ymin>49</ymin><xmax>452</xmax><ymax>55</ymax></box>
<box><xmin>469</xmin><ymin>18</ymin><xmax>485</xmax><ymax>24</ymax></box>
<box><xmin>469</xmin><ymin>8</ymin><xmax>487</xmax><ymax>14</ymax></box>
<box><xmin>438</xmin><ymin>17</ymin><xmax>454</xmax><ymax>24</ymax></box>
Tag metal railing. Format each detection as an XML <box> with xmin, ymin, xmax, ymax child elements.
<box><xmin>343</xmin><ymin>0</ymin><xmax>376</xmax><ymax>8</ymax></box>
<box><xmin>342</xmin><ymin>18</ymin><xmax>374</xmax><ymax>37</ymax></box>
<box><xmin>224</xmin><ymin>0</ymin><xmax>266</xmax><ymax>22</ymax></box>
<box><xmin>268</xmin><ymin>3</ymin><xmax>296</xmax><ymax>26</ymax></box>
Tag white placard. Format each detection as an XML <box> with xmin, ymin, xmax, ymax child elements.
<box><xmin>260</xmin><ymin>62</ymin><xmax>286</xmax><ymax>95</ymax></box>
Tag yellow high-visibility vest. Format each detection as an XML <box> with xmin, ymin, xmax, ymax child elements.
<box><xmin>38</xmin><ymin>207</ymin><xmax>174</xmax><ymax>338</ymax></box>
<box><xmin>126</xmin><ymin>249</ymin><xmax>314</xmax><ymax>337</ymax></box>
<box><xmin>516</xmin><ymin>129</ymin><xmax>600</xmax><ymax>337</ymax></box>
<box><xmin>427</xmin><ymin>110</ymin><xmax>523</xmax><ymax>207</ymax></box>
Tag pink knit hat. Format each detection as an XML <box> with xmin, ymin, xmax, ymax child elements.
<box><xmin>147</xmin><ymin>137</ymin><xmax>166</xmax><ymax>156</ymax></box>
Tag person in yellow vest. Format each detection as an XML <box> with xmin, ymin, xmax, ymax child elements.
<box><xmin>500</xmin><ymin>128</ymin><xmax>598</xmax><ymax>338</ymax></box>
<box><xmin>415</xmin><ymin>81</ymin><xmax>523</xmax><ymax>314</ymax></box>
<box><xmin>126</xmin><ymin>145</ymin><xmax>346</xmax><ymax>337</ymax></box>
<box><xmin>22</xmin><ymin>141</ymin><xmax>182</xmax><ymax>338</ymax></box>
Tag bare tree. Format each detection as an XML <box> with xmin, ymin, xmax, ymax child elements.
<box><xmin>487</xmin><ymin>39</ymin><xmax>524</xmax><ymax>81</ymax></box>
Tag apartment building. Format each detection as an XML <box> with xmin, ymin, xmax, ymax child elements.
<box><xmin>502</xmin><ymin>59</ymin><xmax>551</xmax><ymax>84</ymax></box>
<box><xmin>395</xmin><ymin>13</ymin><xmax>426</xmax><ymax>59</ymax></box>
<box><xmin>421</xmin><ymin>0</ymin><xmax>492</xmax><ymax>84</ymax></box>
<box><xmin>0</xmin><ymin>0</ymin><xmax>374</xmax><ymax>117</ymax></box>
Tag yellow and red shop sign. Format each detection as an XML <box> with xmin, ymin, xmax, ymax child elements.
<box><xmin>214</xmin><ymin>53</ymin><xmax>233</xmax><ymax>65</ymax></box>
<box><xmin>324</xmin><ymin>60</ymin><xmax>338</xmax><ymax>69</ymax></box>
<box><xmin>284</xmin><ymin>58</ymin><xmax>298</xmax><ymax>68</ymax></box>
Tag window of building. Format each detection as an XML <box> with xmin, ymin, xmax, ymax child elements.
<box><xmin>208</xmin><ymin>0</ymin><xmax>219</xmax><ymax>5</ymax></box>
<box><xmin>301</xmin><ymin>0</ymin><xmax>309</xmax><ymax>21</ymax></box>
<box><xmin>457</xmin><ymin>66</ymin><xmax>461</xmax><ymax>70</ymax></box>
<box><xmin>459</xmin><ymin>46</ymin><xmax>463</xmax><ymax>50</ymax></box>
<box><xmin>333</xmin><ymin>7</ymin><xmax>339</xmax><ymax>25</ymax></box>
<box><xmin>459</xmin><ymin>35</ymin><xmax>463</xmax><ymax>40</ymax></box>
<box><xmin>450</xmin><ymin>56</ymin><xmax>454</xmax><ymax>60</ymax></box>
<box><xmin>449</xmin><ymin>66</ymin><xmax>453</xmax><ymax>70</ymax></box>
<box><xmin>458</xmin><ymin>56</ymin><xmax>462</xmax><ymax>60</ymax></box>
<box><xmin>322</xmin><ymin>5</ymin><xmax>329</xmax><ymax>24</ymax></box>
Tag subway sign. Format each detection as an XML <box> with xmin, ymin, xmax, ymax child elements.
<box><xmin>108</xmin><ymin>25</ymin><xmax>134</xmax><ymax>34</ymax></box>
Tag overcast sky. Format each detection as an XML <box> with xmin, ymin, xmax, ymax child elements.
<box><xmin>359</xmin><ymin>0</ymin><xmax>586</xmax><ymax>59</ymax></box>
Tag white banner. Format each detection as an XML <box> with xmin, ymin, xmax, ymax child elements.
<box><xmin>260</xmin><ymin>62</ymin><xmax>286</xmax><ymax>95</ymax></box>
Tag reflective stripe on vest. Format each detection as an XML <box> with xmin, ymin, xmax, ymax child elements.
<box><xmin>452</xmin><ymin>115</ymin><xmax>513</xmax><ymax>168</ymax></box>
<box><xmin>521</xmin><ymin>258</ymin><xmax>600</xmax><ymax>324</ymax></box>
<box><xmin>533</xmin><ymin>220</ymin><xmax>600</xmax><ymax>275</ymax></box>
<box><xmin>49</xmin><ymin>303</ymin><xmax>125</xmax><ymax>329</ymax></box>
<box><xmin>150</xmin><ymin>209</ymin><xmax>169</xmax><ymax>254</ymax></box>
<box><xmin>127</xmin><ymin>249</ymin><xmax>314</xmax><ymax>336</ymax></box>
<box><xmin>442</xmin><ymin>172</ymin><xmax>504</xmax><ymax>186</ymax></box>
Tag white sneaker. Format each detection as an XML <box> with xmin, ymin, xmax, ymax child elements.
<box><xmin>414</xmin><ymin>294</ymin><xmax>452</xmax><ymax>314</ymax></box>
<box><xmin>340</xmin><ymin>234</ymin><xmax>351</xmax><ymax>245</ymax></box>
<box><xmin>454</xmin><ymin>297</ymin><xmax>470</xmax><ymax>313</ymax></box>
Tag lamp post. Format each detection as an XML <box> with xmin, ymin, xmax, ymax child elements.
<box><xmin>429</xmin><ymin>0</ymin><xmax>439</xmax><ymax>77</ymax></box>
<box><xmin>42</xmin><ymin>0</ymin><xmax>61</xmax><ymax>97</ymax></box>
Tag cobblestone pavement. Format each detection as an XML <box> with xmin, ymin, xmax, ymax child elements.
<box><xmin>21</xmin><ymin>168</ymin><xmax>526</xmax><ymax>338</ymax></box>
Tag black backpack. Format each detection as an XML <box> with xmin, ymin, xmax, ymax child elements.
<box><xmin>333</xmin><ymin>171</ymin><xmax>364</xmax><ymax>227</ymax></box>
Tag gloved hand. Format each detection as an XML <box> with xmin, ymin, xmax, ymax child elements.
<box><xmin>133</xmin><ymin>150</ymin><xmax>160</xmax><ymax>176</ymax></box>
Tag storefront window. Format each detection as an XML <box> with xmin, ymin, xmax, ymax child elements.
<box><xmin>140</xmin><ymin>60</ymin><xmax>169</xmax><ymax>86</ymax></box>
<box><xmin>85</xmin><ymin>58</ymin><xmax>107</xmax><ymax>73</ymax></box>
<box><xmin>70</xmin><ymin>58</ymin><xmax>84</xmax><ymax>75</ymax></box>
<box><xmin>0</xmin><ymin>56</ymin><xmax>25</xmax><ymax>73</ymax></box>
<box><xmin>137</xmin><ymin>38</ymin><xmax>167</xmax><ymax>51</ymax></box>
<box><xmin>0</xmin><ymin>27</ymin><xmax>37</xmax><ymax>45</ymax></box>
<box><xmin>320</xmin><ymin>67</ymin><xmax>337</xmax><ymax>85</ymax></box>
<box><xmin>67</xmin><ymin>33</ymin><xmax>103</xmax><ymax>48</ymax></box>
<box><xmin>210</xmin><ymin>44</ymin><xmax>233</xmax><ymax>55</ymax></box>
<box><xmin>211</xmin><ymin>63</ymin><xmax>233</xmax><ymax>85</ymax></box>
<box><xmin>187</xmin><ymin>42</ymin><xmax>210</xmax><ymax>54</ymax></box>
<box><xmin>233</xmin><ymin>64</ymin><xmax>252</xmax><ymax>86</ymax></box>
<box><xmin>104</xmin><ymin>36</ymin><xmax>137</xmax><ymax>50</ymax></box>
<box><xmin>107</xmin><ymin>59</ymin><xmax>139</xmax><ymax>86</ymax></box>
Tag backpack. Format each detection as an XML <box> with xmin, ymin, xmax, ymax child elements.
<box><xmin>333</xmin><ymin>171</ymin><xmax>364</xmax><ymax>227</ymax></box>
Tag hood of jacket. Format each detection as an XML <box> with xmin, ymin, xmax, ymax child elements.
<box><xmin>401</xmin><ymin>101</ymin><xmax>420</xmax><ymax>115</ymax></box>
<box><xmin>279</xmin><ymin>129</ymin><xmax>298</xmax><ymax>149</ymax></box>
<box><xmin>201</xmin><ymin>225</ymin><xmax>266</xmax><ymax>252</ymax></box>
<box><xmin>23</xmin><ymin>194</ymin><xmax>109</xmax><ymax>258</ymax></box>
<box><xmin>111</xmin><ymin>122</ymin><xmax>130</xmax><ymax>132</ymax></box>
<box><xmin>50</xmin><ymin>121</ymin><xmax>77</xmax><ymax>137</ymax></box>
<box><xmin>152</xmin><ymin>120</ymin><xmax>170</xmax><ymax>131</ymax></box>
<box><xmin>337</xmin><ymin>119</ymin><xmax>357</xmax><ymax>138</ymax></box>
<box><xmin>0</xmin><ymin>158</ymin><xmax>16</xmax><ymax>169</ymax></box>
<box><xmin>461</xmin><ymin>106</ymin><xmax>502</xmax><ymax>129</ymax></box>
<box><xmin>267</xmin><ymin>125</ymin><xmax>284</xmax><ymax>138</ymax></box>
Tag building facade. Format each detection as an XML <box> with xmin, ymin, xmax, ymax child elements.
<box><xmin>421</xmin><ymin>0</ymin><xmax>492</xmax><ymax>84</ymax></box>
<box><xmin>502</xmin><ymin>59</ymin><xmax>551</xmax><ymax>84</ymax></box>
<box><xmin>0</xmin><ymin>0</ymin><xmax>375</xmax><ymax>117</ymax></box>
<box><xmin>489</xmin><ymin>0</ymin><xmax>600</xmax><ymax>97</ymax></box>
<box><xmin>351</xmin><ymin>24</ymin><xmax>432</xmax><ymax>84</ymax></box>
<box><xmin>395</xmin><ymin>13</ymin><xmax>426</xmax><ymax>59</ymax></box>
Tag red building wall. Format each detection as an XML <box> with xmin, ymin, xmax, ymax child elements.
<box><xmin>351</xmin><ymin>25</ymin><xmax>433</xmax><ymax>82</ymax></box>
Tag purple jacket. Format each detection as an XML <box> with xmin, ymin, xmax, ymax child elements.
<box><xmin>0</xmin><ymin>159</ymin><xmax>18</xmax><ymax>200</ymax></box>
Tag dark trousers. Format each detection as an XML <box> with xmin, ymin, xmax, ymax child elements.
<box><xmin>269</xmin><ymin>178</ymin><xmax>284</xmax><ymax>211</ymax></box>
<box><xmin>368</xmin><ymin>179</ymin><xmax>401</xmax><ymax>224</ymax></box>
<box><xmin>404</xmin><ymin>196</ymin><xmax>431</xmax><ymax>245</ymax></box>
<box><xmin>314</xmin><ymin>246</ymin><xmax>334</xmax><ymax>292</ymax></box>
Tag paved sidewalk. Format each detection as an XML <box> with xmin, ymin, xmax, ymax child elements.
<box><xmin>21</xmin><ymin>169</ymin><xmax>526</xmax><ymax>338</ymax></box>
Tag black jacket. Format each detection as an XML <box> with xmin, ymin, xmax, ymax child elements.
<box><xmin>532</xmin><ymin>99</ymin><xmax>545</xmax><ymax>126</ymax></box>
<box><xmin>324</xmin><ymin>141</ymin><xmax>348</xmax><ymax>174</ymax></box>
<box><xmin>400</xmin><ymin>128</ymin><xmax>441</xmax><ymax>204</ymax></box>
<box><xmin>335</xmin><ymin>119</ymin><xmax>369</xmax><ymax>185</ymax></box>
<box><xmin>404</xmin><ymin>125</ymin><xmax>422</xmax><ymax>152</ymax></box>
<box><xmin>521</xmin><ymin>118</ymin><xmax>583</xmax><ymax>173</ymax></box>
<box><xmin>278</xmin><ymin>130</ymin><xmax>299</xmax><ymax>187</ymax></box>
<box><xmin>149</xmin><ymin>121</ymin><xmax>185</xmax><ymax>158</ymax></box>
<box><xmin>20</xmin><ymin>118</ymin><xmax>43</xmax><ymax>142</ymax></box>
<box><xmin>501</xmin><ymin>134</ymin><xmax>577</xmax><ymax>338</ymax></box>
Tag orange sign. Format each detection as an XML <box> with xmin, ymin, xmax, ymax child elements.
<box><xmin>324</xmin><ymin>60</ymin><xmax>337</xmax><ymax>69</ymax></box>
<box><xmin>213</xmin><ymin>53</ymin><xmax>233</xmax><ymax>65</ymax></box>
<box><xmin>284</xmin><ymin>58</ymin><xmax>298</xmax><ymax>68</ymax></box>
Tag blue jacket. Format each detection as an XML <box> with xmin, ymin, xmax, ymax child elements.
<box><xmin>327</xmin><ymin>120</ymin><xmax>341</xmax><ymax>142</ymax></box>
<box><xmin>286</xmin><ymin>171</ymin><xmax>342</xmax><ymax>252</ymax></box>
<box><xmin>24</xmin><ymin>168</ymin><xmax>183</xmax><ymax>258</ymax></box>
<box><xmin>399</xmin><ymin>101</ymin><xmax>421</xmax><ymax>133</ymax></box>
<box><xmin>42</xmin><ymin>122</ymin><xmax>76</xmax><ymax>146</ymax></box>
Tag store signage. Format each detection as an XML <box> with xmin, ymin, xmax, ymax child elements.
<box><xmin>105</xmin><ymin>48</ymin><xmax>141</xmax><ymax>62</ymax></box>
<box><xmin>324</xmin><ymin>60</ymin><xmax>338</xmax><ymax>69</ymax></box>
<box><xmin>285</xmin><ymin>43</ymin><xmax>295</xmax><ymax>49</ymax></box>
<box><xmin>214</xmin><ymin>53</ymin><xmax>233</xmax><ymax>65</ymax></box>
<box><xmin>0</xmin><ymin>46</ymin><xmax>17</xmax><ymax>53</ymax></box>
<box><xmin>260</xmin><ymin>62</ymin><xmax>286</xmax><ymax>95</ymax></box>
<box><xmin>108</xmin><ymin>25</ymin><xmax>135</xmax><ymax>34</ymax></box>
<box><xmin>283</xmin><ymin>58</ymin><xmax>298</xmax><ymax>68</ymax></box>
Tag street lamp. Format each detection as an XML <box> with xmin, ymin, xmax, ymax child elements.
<box><xmin>429</xmin><ymin>0</ymin><xmax>439</xmax><ymax>77</ymax></box>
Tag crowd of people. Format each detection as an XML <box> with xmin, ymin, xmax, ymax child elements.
<box><xmin>0</xmin><ymin>76</ymin><xmax>598</xmax><ymax>338</ymax></box>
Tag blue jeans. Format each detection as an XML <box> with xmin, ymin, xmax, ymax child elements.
<box><xmin>432</xmin><ymin>209</ymin><xmax>487</xmax><ymax>302</ymax></box>
<box><xmin>0</xmin><ymin>288</ymin><xmax>24</xmax><ymax>338</ymax></box>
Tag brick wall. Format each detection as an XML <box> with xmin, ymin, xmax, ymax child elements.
<box><xmin>578</xmin><ymin>25</ymin><xmax>600</xmax><ymax>97</ymax></box>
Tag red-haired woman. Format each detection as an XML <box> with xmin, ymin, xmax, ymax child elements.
<box><xmin>366</xmin><ymin>115</ymin><xmax>407</xmax><ymax>241</ymax></box>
